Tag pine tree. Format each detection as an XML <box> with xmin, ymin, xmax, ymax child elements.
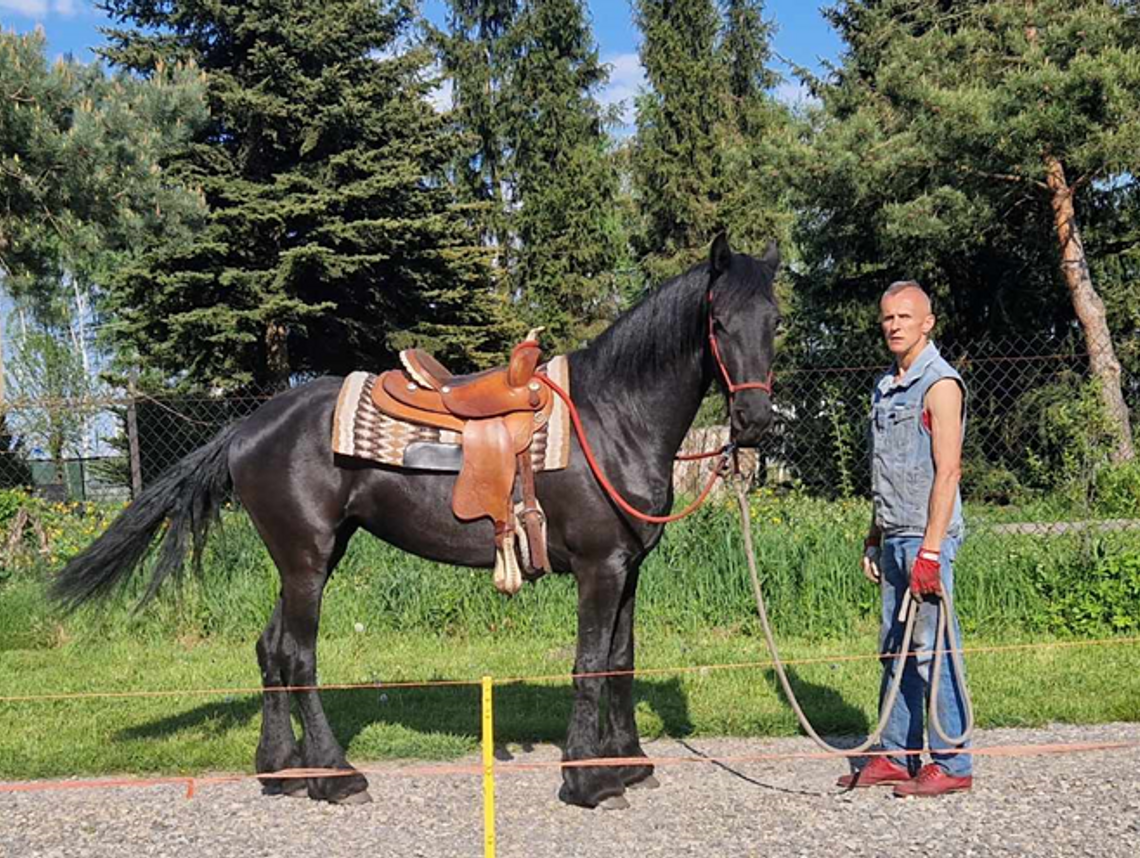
<box><xmin>797</xmin><ymin>0</ymin><xmax>1140</xmax><ymax>460</ymax></box>
<box><xmin>99</xmin><ymin>0</ymin><xmax>509</xmax><ymax>392</ymax></box>
<box><xmin>506</xmin><ymin>0</ymin><xmax>623</xmax><ymax>350</ymax></box>
<box><xmin>0</xmin><ymin>31</ymin><xmax>206</xmax><ymax>482</ymax></box>
<box><xmin>0</xmin><ymin>31</ymin><xmax>205</xmax><ymax>315</ymax></box>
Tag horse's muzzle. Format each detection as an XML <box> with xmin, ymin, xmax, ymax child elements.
<box><xmin>730</xmin><ymin>394</ymin><xmax>773</xmax><ymax>448</ymax></box>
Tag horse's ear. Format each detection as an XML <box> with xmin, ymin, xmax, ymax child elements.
<box><xmin>761</xmin><ymin>239</ymin><xmax>780</xmax><ymax>269</ymax></box>
<box><xmin>710</xmin><ymin>233</ymin><xmax>732</xmax><ymax>276</ymax></box>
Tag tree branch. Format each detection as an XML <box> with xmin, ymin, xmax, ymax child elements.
<box><xmin>956</xmin><ymin>164</ymin><xmax>1048</xmax><ymax>191</ymax></box>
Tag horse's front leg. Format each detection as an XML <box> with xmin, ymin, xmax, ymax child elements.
<box><xmin>601</xmin><ymin>563</ymin><xmax>657</xmax><ymax>789</ymax></box>
<box><xmin>561</xmin><ymin>562</ymin><xmax>630</xmax><ymax>809</ymax></box>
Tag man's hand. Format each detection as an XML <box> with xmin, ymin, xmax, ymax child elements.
<box><xmin>910</xmin><ymin>548</ymin><xmax>942</xmax><ymax>598</ymax></box>
<box><xmin>861</xmin><ymin>539</ymin><xmax>881</xmax><ymax>584</ymax></box>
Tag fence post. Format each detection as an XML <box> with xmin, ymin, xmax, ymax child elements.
<box><xmin>126</xmin><ymin>371</ymin><xmax>143</xmax><ymax>498</ymax></box>
<box><xmin>482</xmin><ymin>675</ymin><xmax>496</xmax><ymax>858</ymax></box>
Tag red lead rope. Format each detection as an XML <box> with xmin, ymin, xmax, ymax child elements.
<box><xmin>536</xmin><ymin>374</ymin><xmax>733</xmax><ymax>524</ymax></box>
<box><xmin>533</xmin><ymin>290</ymin><xmax>775</xmax><ymax>524</ymax></box>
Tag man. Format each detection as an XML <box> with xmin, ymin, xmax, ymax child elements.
<box><xmin>838</xmin><ymin>280</ymin><xmax>973</xmax><ymax>797</ymax></box>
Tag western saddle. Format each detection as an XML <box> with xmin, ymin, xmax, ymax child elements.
<box><xmin>370</xmin><ymin>329</ymin><xmax>554</xmax><ymax>594</ymax></box>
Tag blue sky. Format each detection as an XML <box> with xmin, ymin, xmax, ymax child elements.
<box><xmin>2</xmin><ymin>1</ymin><xmax>842</xmax><ymax>112</ymax></box>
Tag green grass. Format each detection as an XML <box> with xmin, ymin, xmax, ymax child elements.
<box><xmin>6</xmin><ymin>492</ymin><xmax>1140</xmax><ymax>649</ymax></box>
<box><xmin>2</xmin><ymin>492</ymin><xmax>1139</xmax><ymax>780</ymax></box>
<box><xmin>1</xmin><ymin>629</ymin><xmax>1137</xmax><ymax>780</ymax></box>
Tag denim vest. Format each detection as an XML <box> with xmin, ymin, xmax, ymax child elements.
<box><xmin>869</xmin><ymin>341</ymin><xmax>966</xmax><ymax>538</ymax></box>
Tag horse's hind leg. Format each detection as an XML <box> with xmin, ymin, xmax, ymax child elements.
<box><xmin>602</xmin><ymin>564</ymin><xmax>656</xmax><ymax>790</ymax></box>
<box><xmin>255</xmin><ymin>599</ymin><xmax>306</xmax><ymax>797</ymax></box>
<box><xmin>256</xmin><ymin>525</ymin><xmax>369</xmax><ymax>803</ymax></box>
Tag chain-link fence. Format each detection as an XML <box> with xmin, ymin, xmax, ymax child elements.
<box><xmin>679</xmin><ymin>331</ymin><xmax>1140</xmax><ymax>533</ymax></box>
<box><xmin>2</xmin><ymin>332</ymin><xmax>1138</xmax><ymax>528</ymax></box>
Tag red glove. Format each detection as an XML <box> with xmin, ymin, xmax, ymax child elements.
<box><xmin>910</xmin><ymin>548</ymin><xmax>942</xmax><ymax>598</ymax></box>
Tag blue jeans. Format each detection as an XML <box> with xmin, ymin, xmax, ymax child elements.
<box><xmin>877</xmin><ymin>535</ymin><xmax>972</xmax><ymax>777</ymax></box>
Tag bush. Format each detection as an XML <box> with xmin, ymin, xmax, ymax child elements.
<box><xmin>1093</xmin><ymin>461</ymin><xmax>1140</xmax><ymax>518</ymax></box>
<box><xmin>1029</xmin><ymin>545</ymin><xmax>1140</xmax><ymax>636</ymax></box>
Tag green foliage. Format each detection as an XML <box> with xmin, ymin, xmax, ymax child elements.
<box><xmin>4</xmin><ymin>325</ymin><xmax>95</xmax><ymax>466</ymax></box>
<box><xmin>0</xmin><ymin>30</ymin><xmax>207</xmax><ymax>309</ymax></box>
<box><xmin>435</xmin><ymin>0</ymin><xmax>624</xmax><ymax>352</ymax></box>
<box><xmin>1094</xmin><ymin>460</ymin><xmax>1140</xmax><ymax>518</ymax></box>
<box><xmin>506</xmin><ymin>0</ymin><xmax>625</xmax><ymax>350</ymax></box>
<box><xmin>99</xmin><ymin>0</ymin><xmax>510</xmax><ymax>390</ymax></box>
<box><xmin>8</xmin><ymin>489</ymin><xmax>1140</xmax><ymax>651</ymax></box>
<box><xmin>0</xmin><ymin>487</ymin><xmax>26</xmax><ymax>525</ymax></box>
<box><xmin>1029</xmin><ymin>544</ymin><xmax>1140</xmax><ymax>636</ymax></box>
<box><xmin>793</xmin><ymin>0</ymin><xmax>1140</xmax><ymax>357</ymax></box>
<box><xmin>1011</xmin><ymin>375</ymin><xmax>1121</xmax><ymax>506</ymax></box>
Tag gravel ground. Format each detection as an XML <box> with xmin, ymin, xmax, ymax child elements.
<box><xmin>3</xmin><ymin>722</ymin><xmax>1138</xmax><ymax>858</ymax></box>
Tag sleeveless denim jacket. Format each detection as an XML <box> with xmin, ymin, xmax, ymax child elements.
<box><xmin>869</xmin><ymin>341</ymin><xmax>966</xmax><ymax>538</ymax></box>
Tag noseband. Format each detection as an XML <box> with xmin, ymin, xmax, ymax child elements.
<box><xmin>707</xmin><ymin>288</ymin><xmax>775</xmax><ymax>399</ymax></box>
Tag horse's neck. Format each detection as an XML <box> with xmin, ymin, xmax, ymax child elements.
<box><xmin>569</xmin><ymin>316</ymin><xmax>712</xmax><ymax>466</ymax></box>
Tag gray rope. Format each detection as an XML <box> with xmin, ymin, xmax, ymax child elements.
<box><xmin>733</xmin><ymin>481</ymin><xmax>974</xmax><ymax>756</ymax></box>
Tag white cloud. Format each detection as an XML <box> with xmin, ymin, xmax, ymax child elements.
<box><xmin>0</xmin><ymin>0</ymin><xmax>81</xmax><ymax>16</ymax></box>
<box><xmin>598</xmin><ymin>52</ymin><xmax>644</xmax><ymax>129</ymax></box>
<box><xmin>0</xmin><ymin>1</ymin><xmax>49</xmax><ymax>15</ymax></box>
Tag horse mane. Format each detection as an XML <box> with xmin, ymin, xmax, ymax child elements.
<box><xmin>576</xmin><ymin>254</ymin><xmax>773</xmax><ymax>386</ymax></box>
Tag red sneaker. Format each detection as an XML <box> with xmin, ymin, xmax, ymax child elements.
<box><xmin>837</xmin><ymin>755</ymin><xmax>912</xmax><ymax>788</ymax></box>
<box><xmin>893</xmin><ymin>763</ymin><xmax>973</xmax><ymax>797</ymax></box>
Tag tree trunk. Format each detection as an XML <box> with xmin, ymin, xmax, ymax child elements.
<box><xmin>1044</xmin><ymin>154</ymin><xmax>1135</xmax><ymax>463</ymax></box>
<box><xmin>265</xmin><ymin>321</ymin><xmax>290</xmax><ymax>392</ymax></box>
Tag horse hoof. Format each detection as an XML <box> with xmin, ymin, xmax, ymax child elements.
<box><xmin>628</xmin><ymin>775</ymin><xmax>660</xmax><ymax>790</ymax></box>
<box><xmin>333</xmin><ymin>789</ymin><xmax>373</xmax><ymax>806</ymax></box>
<box><xmin>599</xmin><ymin>795</ymin><xmax>630</xmax><ymax>811</ymax></box>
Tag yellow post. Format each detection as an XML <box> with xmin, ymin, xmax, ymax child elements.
<box><xmin>482</xmin><ymin>675</ymin><xmax>496</xmax><ymax>858</ymax></box>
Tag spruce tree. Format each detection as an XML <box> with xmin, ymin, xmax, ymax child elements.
<box><xmin>797</xmin><ymin>0</ymin><xmax>1139</xmax><ymax>460</ymax></box>
<box><xmin>716</xmin><ymin>0</ymin><xmax>794</xmax><ymax>263</ymax></box>
<box><xmin>506</xmin><ymin>0</ymin><xmax>623</xmax><ymax>350</ymax></box>
<box><xmin>434</xmin><ymin>0</ymin><xmax>520</xmax><ymax>256</ymax></box>
<box><xmin>632</xmin><ymin>0</ymin><xmax>729</xmax><ymax>281</ymax></box>
<box><xmin>632</xmin><ymin>0</ymin><xmax>790</xmax><ymax>281</ymax></box>
<box><xmin>99</xmin><ymin>0</ymin><xmax>508</xmax><ymax>392</ymax></box>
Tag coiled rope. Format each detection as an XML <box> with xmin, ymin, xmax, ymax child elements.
<box><xmin>733</xmin><ymin>479</ymin><xmax>975</xmax><ymax>755</ymax></box>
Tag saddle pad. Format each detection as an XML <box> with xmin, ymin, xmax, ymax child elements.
<box><xmin>332</xmin><ymin>355</ymin><xmax>572</xmax><ymax>472</ymax></box>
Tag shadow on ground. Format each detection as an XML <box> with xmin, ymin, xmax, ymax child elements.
<box><xmin>117</xmin><ymin>676</ymin><xmax>695</xmax><ymax>754</ymax></box>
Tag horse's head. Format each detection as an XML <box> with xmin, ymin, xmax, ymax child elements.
<box><xmin>706</xmin><ymin>233</ymin><xmax>781</xmax><ymax>448</ymax></box>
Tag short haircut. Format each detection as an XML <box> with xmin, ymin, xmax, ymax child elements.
<box><xmin>882</xmin><ymin>280</ymin><xmax>932</xmax><ymax>312</ymax></box>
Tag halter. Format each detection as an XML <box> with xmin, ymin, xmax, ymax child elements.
<box><xmin>707</xmin><ymin>289</ymin><xmax>775</xmax><ymax>399</ymax></box>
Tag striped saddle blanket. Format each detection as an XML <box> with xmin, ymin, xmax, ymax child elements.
<box><xmin>331</xmin><ymin>355</ymin><xmax>572</xmax><ymax>474</ymax></box>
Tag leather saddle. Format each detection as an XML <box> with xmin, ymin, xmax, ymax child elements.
<box><xmin>371</xmin><ymin>329</ymin><xmax>554</xmax><ymax>595</ymax></box>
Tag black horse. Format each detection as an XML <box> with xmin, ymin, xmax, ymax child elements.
<box><xmin>53</xmin><ymin>234</ymin><xmax>780</xmax><ymax>809</ymax></box>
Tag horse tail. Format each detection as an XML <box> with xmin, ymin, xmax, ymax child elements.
<box><xmin>52</xmin><ymin>423</ymin><xmax>242</xmax><ymax>611</ymax></box>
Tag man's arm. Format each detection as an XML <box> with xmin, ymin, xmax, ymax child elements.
<box><xmin>922</xmin><ymin>379</ymin><xmax>964</xmax><ymax>552</ymax></box>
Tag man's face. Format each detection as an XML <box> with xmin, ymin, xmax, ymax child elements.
<box><xmin>879</xmin><ymin>288</ymin><xmax>935</xmax><ymax>359</ymax></box>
